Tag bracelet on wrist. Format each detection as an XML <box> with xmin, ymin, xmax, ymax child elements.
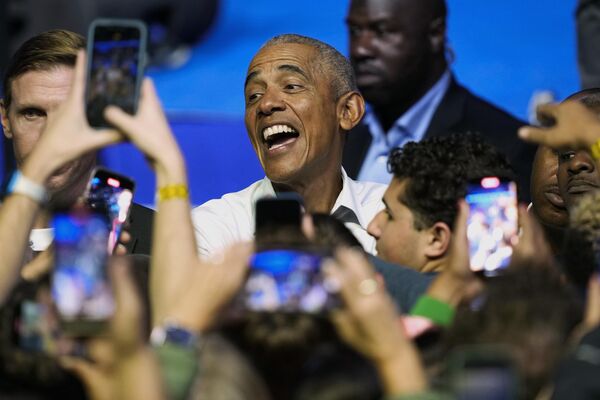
<box><xmin>150</xmin><ymin>321</ymin><xmax>200</xmax><ymax>349</ymax></box>
<box><xmin>409</xmin><ymin>295</ymin><xmax>455</xmax><ymax>327</ymax></box>
<box><xmin>156</xmin><ymin>183</ymin><xmax>189</xmax><ymax>202</ymax></box>
<box><xmin>7</xmin><ymin>170</ymin><xmax>48</xmax><ymax>204</ymax></box>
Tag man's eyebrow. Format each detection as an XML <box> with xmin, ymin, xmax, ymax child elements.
<box><xmin>245</xmin><ymin>64</ymin><xmax>310</xmax><ymax>88</ymax></box>
<box><xmin>244</xmin><ymin>70</ymin><xmax>260</xmax><ymax>89</ymax></box>
<box><xmin>277</xmin><ymin>64</ymin><xmax>309</xmax><ymax>80</ymax></box>
<box><xmin>14</xmin><ymin>103</ymin><xmax>44</xmax><ymax>112</ymax></box>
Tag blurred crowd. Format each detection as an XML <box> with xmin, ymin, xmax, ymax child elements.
<box><xmin>2</xmin><ymin>0</ymin><xmax>600</xmax><ymax>399</ymax></box>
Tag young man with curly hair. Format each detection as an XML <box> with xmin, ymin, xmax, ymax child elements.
<box><xmin>367</xmin><ymin>133</ymin><xmax>514</xmax><ymax>272</ymax></box>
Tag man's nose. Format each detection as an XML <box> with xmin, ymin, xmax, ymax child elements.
<box><xmin>367</xmin><ymin>211</ymin><xmax>383</xmax><ymax>238</ymax></box>
<box><xmin>567</xmin><ymin>152</ymin><xmax>595</xmax><ymax>175</ymax></box>
<box><xmin>257</xmin><ymin>88</ymin><xmax>285</xmax><ymax>116</ymax></box>
<box><xmin>350</xmin><ymin>29</ymin><xmax>375</xmax><ymax>59</ymax></box>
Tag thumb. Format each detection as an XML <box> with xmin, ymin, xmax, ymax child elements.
<box><xmin>103</xmin><ymin>105</ymin><xmax>138</xmax><ymax>139</ymax></box>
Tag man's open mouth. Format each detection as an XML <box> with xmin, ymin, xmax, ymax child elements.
<box><xmin>262</xmin><ymin>124</ymin><xmax>299</xmax><ymax>150</ymax></box>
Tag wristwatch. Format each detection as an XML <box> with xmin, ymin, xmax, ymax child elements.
<box><xmin>7</xmin><ymin>171</ymin><xmax>48</xmax><ymax>204</ymax></box>
<box><xmin>150</xmin><ymin>322</ymin><xmax>199</xmax><ymax>349</ymax></box>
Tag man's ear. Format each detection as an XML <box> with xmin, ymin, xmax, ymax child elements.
<box><xmin>337</xmin><ymin>91</ymin><xmax>365</xmax><ymax>131</ymax></box>
<box><xmin>428</xmin><ymin>17</ymin><xmax>446</xmax><ymax>54</ymax></box>
<box><xmin>0</xmin><ymin>99</ymin><xmax>12</xmax><ymax>139</ymax></box>
<box><xmin>423</xmin><ymin>221</ymin><xmax>451</xmax><ymax>259</ymax></box>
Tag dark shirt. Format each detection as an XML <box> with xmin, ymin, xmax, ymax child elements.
<box><xmin>369</xmin><ymin>254</ymin><xmax>435</xmax><ymax>313</ymax></box>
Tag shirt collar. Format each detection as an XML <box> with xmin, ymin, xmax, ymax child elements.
<box><xmin>363</xmin><ymin>70</ymin><xmax>452</xmax><ymax>143</ymax></box>
<box><xmin>253</xmin><ymin>169</ymin><xmax>363</xmax><ymax>225</ymax></box>
<box><xmin>396</xmin><ymin>70</ymin><xmax>451</xmax><ymax>136</ymax></box>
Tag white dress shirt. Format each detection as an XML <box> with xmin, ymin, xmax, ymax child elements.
<box><xmin>191</xmin><ymin>170</ymin><xmax>386</xmax><ymax>257</ymax></box>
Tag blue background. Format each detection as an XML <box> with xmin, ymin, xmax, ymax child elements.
<box><xmin>1</xmin><ymin>0</ymin><xmax>580</xmax><ymax>206</ymax></box>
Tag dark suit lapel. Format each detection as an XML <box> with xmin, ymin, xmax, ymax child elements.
<box><xmin>424</xmin><ymin>77</ymin><xmax>467</xmax><ymax>139</ymax></box>
<box><xmin>343</xmin><ymin>122</ymin><xmax>373</xmax><ymax>179</ymax></box>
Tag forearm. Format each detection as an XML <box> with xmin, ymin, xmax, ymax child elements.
<box><xmin>116</xmin><ymin>347</ymin><xmax>165</xmax><ymax>400</ymax></box>
<box><xmin>0</xmin><ymin>195</ymin><xmax>40</xmax><ymax>303</ymax></box>
<box><xmin>425</xmin><ymin>274</ymin><xmax>465</xmax><ymax>308</ymax></box>
<box><xmin>0</xmin><ymin>158</ymin><xmax>52</xmax><ymax>303</ymax></box>
<box><xmin>376</xmin><ymin>345</ymin><xmax>428</xmax><ymax>396</ymax></box>
<box><xmin>150</xmin><ymin>153</ymin><xmax>198</xmax><ymax>323</ymax></box>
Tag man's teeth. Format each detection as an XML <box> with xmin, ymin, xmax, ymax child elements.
<box><xmin>263</xmin><ymin>124</ymin><xmax>296</xmax><ymax>140</ymax></box>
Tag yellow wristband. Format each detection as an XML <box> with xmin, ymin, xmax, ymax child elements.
<box><xmin>591</xmin><ymin>138</ymin><xmax>600</xmax><ymax>160</ymax></box>
<box><xmin>157</xmin><ymin>184</ymin><xmax>189</xmax><ymax>202</ymax></box>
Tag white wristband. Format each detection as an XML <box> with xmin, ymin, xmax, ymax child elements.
<box><xmin>7</xmin><ymin>171</ymin><xmax>48</xmax><ymax>204</ymax></box>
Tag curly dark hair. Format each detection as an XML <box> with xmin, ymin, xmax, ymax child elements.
<box><xmin>387</xmin><ymin>133</ymin><xmax>514</xmax><ymax>230</ymax></box>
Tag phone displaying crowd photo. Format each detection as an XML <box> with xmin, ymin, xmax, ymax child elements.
<box><xmin>240</xmin><ymin>249</ymin><xmax>338</xmax><ymax>313</ymax></box>
<box><xmin>466</xmin><ymin>177</ymin><xmax>519</xmax><ymax>278</ymax></box>
<box><xmin>85</xmin><ymin>18</ymin><xmax>147</xmax><ymax>128</ymax></box>
<box><xmin>86</xmin><ymin>167</ymin><xmax>135</xmax><ymax>254</ymax></box>
<box><xmin>51</xmin><ymin>210</ymin><xmax>114</xmax><ymax>335</ymax></box>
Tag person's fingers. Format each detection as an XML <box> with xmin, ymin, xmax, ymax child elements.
<box><xmin>585</xmin><ymin>274</ymin><xmax>600</xmax><ymax>329</ymax></box>
<box><xmin>114</xmin><ymin>244</ymin><xmax>128</xmax><ymax>256</ymax></box>
<box><xmin>518</xmin><ymin>126</ymin><xmax>553</xmax><ymax>145</ymax></box>
<box><xmin>103</xmin><ymin>105</ymin><xmax>138</xmax><ymax>138</ymax></box>
<box><xmin>69</xmin><ymin>50</ymin><xmax>87</xmax><ymax>103</ymax></box>
<box><xmin>21</xmin><ymin>249</ymin><xmax>53</xmax><ymax>281</ymax></box>
<box><xmin>59</xmin><ymin>354</ymin><xmax>113</xmax><ymax>400</ymax></box>
<box><xmin>60</xmin><ymin>355</ymin><xmax>104</xmax><ymax>381</ymax></box>
<box><xmin>138</xmin><ymin>78</ymin><xmax>163</xmax><ymax>113</ymax></box>
<box><xmin>301</xmin><ymin>214</ymin><xmax>316</xmax><ymax>240</ymax></box>
<box><xmin>119</xmin><ymin>230</ymin><xmax>132</xmax><ymax>245</ymax></box>
<box><xmin>329</xmin><ymin>308</ymin><xmax>357</xmax><ymax>341</ymax></box>
<box><xmin>535</xmin><ymin>102</ymin><xmax>560</xmax><ymax>121</ymax></box>
<box><xmin>333</xmin><ymin>248</ymin><xmax>380</xmax><ymax>309</ymax></box>
<box><xmin>449</xmin><ymin>200</ymin><xmax>470</xmax><ymax>272</ymax></box>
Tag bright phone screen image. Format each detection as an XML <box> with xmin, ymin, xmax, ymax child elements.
<box><xmin>51</xmin><ymin>212</ymin><xmax>114</xmax><ymax>324</ymax></box>
<box><xmin>87</xmin><ymin>169</ymin><xmax>134</xmax><ymax>254</ymax></box>
<box><xmin>466</xmin><ymin>177</ymin><xmax>518</xmax><ymax>277</ymax></box>
<box><xmin>86</xmin><ymin>21</ymin><xmax>144</xmax><ymax>127</ymax></box>
<box><xmin>242</xmin><ymin>249</ymin><xmax>337</xmax><ymax>313</ymax></box>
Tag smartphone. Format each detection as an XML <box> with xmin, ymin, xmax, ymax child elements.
<box><xmin>85</xmin><ymin>167</ymin><xmax>135</xmax><ymax>254</ymax></box>
<box><xmin>466</xmin><ymin>177</ymin><xmax>519</xmax><ymax>277</ymax></box>
<box><xmin>51</xmin><ymin>210</ymin><xmax>114</xmax><ymax>335</ymax></box>
<box><xmin>254</xmin><ymin>195</ymin><xmax>303</xmax><ymax>243</ymax></box>
<box><xmin>448</xmin><ymin>346</ymin><xmax>519</xmax><ymax>400</ymax></box>
<box><xmin>238</xmin><ymin>248</ymin><xmax>338</xmax><ymax>313</ymax></box>
<box><xmin>85</xmin><ymin>18</ymin><xmax>147</xmax><ymax>128</ymax></box>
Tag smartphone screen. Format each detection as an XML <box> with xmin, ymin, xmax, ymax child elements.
<box><xmin>51</xmin><ymin>211</ymin><xmax>114</xmax><ymax>334</ymax></box>
<box><xmin>86</xmin><ymin>167</ymin><xmax>135</xmax><ymax>254</ymax></box>
<box><xmin>239</xmin><ymin>249</ymin><xmax>338</xmax><ymax>313</ymax></box>
<box><xmin>85</xmin><ymin>19</ymin><xmax>147</xmax><ymax>128</ymax></box>
<box><xmin>466</xmin><ymin>177</ymin><xmax>518</xmax><ymax>277</ymax></box>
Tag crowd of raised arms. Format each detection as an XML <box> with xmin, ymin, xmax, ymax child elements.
<box><xmin>1</xmin><ymin>0</ymin><xmax>600</xmax><ymax>399</ymax></box>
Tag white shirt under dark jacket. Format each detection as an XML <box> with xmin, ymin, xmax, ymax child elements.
<box><xmin>191</xmin><ymin>169</ymin><xmax>386</xmax><ymax>257</ymax></box>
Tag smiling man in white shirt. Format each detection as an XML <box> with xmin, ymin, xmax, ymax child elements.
<box><xmin>192</xmin><ymin>34</ymin><xmax>386</xmax><ymax>257</ymax></box>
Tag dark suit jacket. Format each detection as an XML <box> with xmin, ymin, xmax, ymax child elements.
<box><xmin>343</xmin><ymin>78</ymin><xmax>536</xmax><ymax>201</ymax></box>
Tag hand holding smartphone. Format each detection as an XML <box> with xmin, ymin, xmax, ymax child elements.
<box><xmin>85</xmin><ymin>167</ymin><xmax>135</xmax><ymax>254</ymax></box>
<box><xmin>51</xmin><ymin>209</ymin><xmax>114</xmax><ymax>335</ymax></box>
<box><xmin>85</xmin><ymin>18</ymin><xmax>147</xmax><ymax>128</ymax></box>
<box><xmin>466</xmin><ymin>177</ymin><xmax>519</xmax><ymax>278</ymax></box>
<box><xmin>238</xmin><ymin>248</ymin><xmax>339</xmax><ymax>313</ymax></box>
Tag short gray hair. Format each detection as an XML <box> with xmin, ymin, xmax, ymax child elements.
<box><xmin>261</xmin><ymin>34</ymin><xmax>357</xmax><ymax>100</ymax></box>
